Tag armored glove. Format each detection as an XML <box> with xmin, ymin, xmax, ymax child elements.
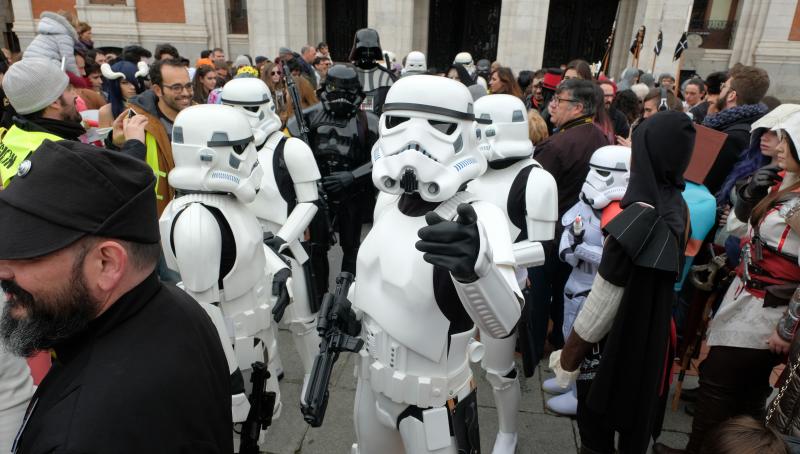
<box><xmin>416</xmin><ymin>203</ymin><xmax>481</xmax><ymax>283</ymax></box>
<box><xmin>271</xmin><ymin>268</ymin><xmax>292</xmax><ymax>323</ymax></box>
<box><xmin>322</xmin><ymin>171</ymin><xmax>355</xmax><ymax>193</ymax></box>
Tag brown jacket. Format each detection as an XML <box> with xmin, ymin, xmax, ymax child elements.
<box><xmin>127</xmin><ymin>90</ymin><xmax>176</xmax><ymax>216</ymax></box>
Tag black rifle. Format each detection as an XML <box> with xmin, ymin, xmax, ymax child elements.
<box><xmin>238</xmin><ymin>361</ymin><xmax>276</xmax><ymax>454</ymax></box>
<box><xmin>301</xmin><ymin>272</ymin><xmax>362</xmax><ymax>427</ymax></box>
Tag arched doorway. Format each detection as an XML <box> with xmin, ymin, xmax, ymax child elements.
<box><xmin>426</xmin><ymin>0</ymin><xmax>502</xmax><ymax>72</ymax></box>
<box><xmin>542</xmin><ymin>0</ymin><xmax>619</xmax><ymax>68</ymax></box>
<box><xmin>325</xmin><ymin>0</ymin><xmax>368</xmax><ymax>62</ymax></box>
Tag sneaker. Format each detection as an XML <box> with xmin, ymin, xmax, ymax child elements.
<box><xmin>546</xmin><ymin>391</ymin><xmax>578</xmax><ymax>416</ymax></box>
<box><xmin>542</xmin><ymin>377</ymin><xmax>570</xmax><ymax>395</ymax></box>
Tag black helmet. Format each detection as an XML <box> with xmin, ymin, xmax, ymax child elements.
<box><xmin>320</xmin><ymin>64</ymin><xmax>364</xmax><ymax>117</ymax></box>
<box><xmin>476</xmin><ymin>59</ymin><xmax>491</xmax><ymax>80</ymax></box>
<box><xmin>349</xmin><ymin>28</ymin><xmax>383</xmax><ymax>69</ymax></box>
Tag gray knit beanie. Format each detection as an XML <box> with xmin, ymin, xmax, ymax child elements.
<box><xmin>3</xmin><ymin>58</ymin><xmax>69</xmax><ymax>115</ymax></box>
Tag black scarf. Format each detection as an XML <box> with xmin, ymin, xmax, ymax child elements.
<box><xmin>14</xmin><ymin>116</ymin><xmax>86</xmax><ymax>141</ymax></box>
<box><xmin>621</xmin><ymin>110</ymin><xmax>695</xmax><ymax>238</ymax></box>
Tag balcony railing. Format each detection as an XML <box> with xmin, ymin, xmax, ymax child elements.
<box><xmin>689</xmin><ymin>19</ymin><xmax>737</xmax><ymax>49</ymax></box>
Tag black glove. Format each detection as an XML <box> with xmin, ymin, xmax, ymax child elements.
<box><xmin>271</xmin><ymin>268</ymin><xmax>292</xmax><ymax>323</ymax></box>
<box><xmin>416</xmin><ymin>203</ymin><xmax>480</xmax><ymax>283</ymax></box>
<box><xmin>322</xmin><ymin>171</ymin><xmax>355</xmax><ymax>193</ymax></box>
<box><xmin>744</xmin><ymin>165</ymin><xmax>782</xmax><ymax>201</ymax></box>
<box><xmin>263</xmin><ymin>232</ymin><xmax>287</xmax><ymax>254</ymax></box>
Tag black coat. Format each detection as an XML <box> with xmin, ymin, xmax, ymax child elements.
<box><xmin>704</xmin><ymin>112</ymin><xmax>762</xmax><ymax>195</ymax></box>
<box><xmin>14</xmin><ymin>273</ymin><xmax>232</xmax><ymax>454</ymax></box>
<box><xmin>533</xmin><ymin>116</ymin><xmax>610</xmax><ymax>219</ymax></box>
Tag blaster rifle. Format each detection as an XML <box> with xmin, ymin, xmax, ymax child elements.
<box><xmin>238</xmin><ymin>361</ymin><xmax>276</xmax><ymax>454</ymax></box>
<box><xmin>301</xmin><ymin>272</ymin><xmax>362</xmax><ymax>427</ymax></box>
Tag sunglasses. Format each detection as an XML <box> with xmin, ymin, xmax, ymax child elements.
<box><xmin>271</xmin><ymin>71</ymin><xmax>282</xmax><ymax>76</ymax></box>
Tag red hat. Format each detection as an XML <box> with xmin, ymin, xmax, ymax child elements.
<box><xmin>542</xmin><ymin>72</ymin><xmax>562</xmax><ymax>91</ymax></box>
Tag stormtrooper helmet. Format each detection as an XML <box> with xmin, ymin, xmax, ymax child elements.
<box><xmin>372</xmin><ymin>75</ymin><xmax>488</xmax><ymax>202</ymax></box>
<box><xmin>220</xmin><ymin>78</ymin><xmax>281</xmax><ymax>139</ymax></box>
<box><xmin>169</xmin><ymin>104</ymin><xmax>263</xmax><ymax>203</ymax></box>
<box><xmin>319</xmin><ymin>64</ymin><xmax>364</xmax><ymax>117</ymax></box>
<box><xmin>402</xmin><ymin>51</ymin><xmax>427</xmax><ymax>76</ymax></box>
<box><xmin>474</xmin><ymin>94</ymin><xmax>533</xmax><ymax>161</ymax></box>
<box><xmin>454</xmin><ymin>52</ymin><xmax>476</xmax><ymax>76</ymax></box>
<box><xmin>349</xmin><ymin>28</ymin><xmax>383</xmax><ymax>69</ymax></box>
<box><xmin>580</xmin><ymin>145</ymin><xmax>631</xmax><ymax>209</ymax></box>
<box><xmin>476</xmin><ymin>59</ymin><xmax>491</xmax><ymax>80</ymax></box>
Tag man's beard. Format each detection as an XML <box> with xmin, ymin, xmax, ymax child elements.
<box><xmin>0</xmin><ymin>260</ymin><xmax>98</xmax><ymax>357</ymax></box>
<box><xmin>163</xmin><ymin>93</ymin><xmax>190</xmax><ymax>113</ymax></box>
<box><xmin>714</xmin><ymin>94</ymin><xmax>728</xmax><ymax>112</ymax></box>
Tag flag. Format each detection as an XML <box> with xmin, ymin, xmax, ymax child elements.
<box><xmin>674</xmin><ymin>32</ymin><xmax>688</xmax><ymax>61</ymax></box>
<box><xmin>654</xmin><ymin>30</ymin><xmax>663</xmax><ymax>56</ymax></box>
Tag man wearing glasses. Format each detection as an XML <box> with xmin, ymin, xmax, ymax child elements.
<box><xmin>126</xmin><ymin>59</ymin><xmax>194</xmax><ymax>216</ymax></box>
<box><xmin>527</xmin><ymin>78</ymin><xmax>610</xmax><ymax>363</ymax></box>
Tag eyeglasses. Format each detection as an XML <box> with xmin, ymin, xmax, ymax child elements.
<box><xmin>161</xmin><ymin>83</ymin><xmax>193</xmax><ymax>93</ymax></box>
<box><xmin>271</xmin><ymin>71</ymin><xmax>282</xmax><ymax>76</ymax></box>
<box><xmin>551</xmin><ymin>96</ymin><xmax>579</xmax><ymax>106</ymax></box>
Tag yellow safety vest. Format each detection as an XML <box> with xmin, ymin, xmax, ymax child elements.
<box><xmin>144</xmin><ymin>133</ymin><xmax>167</xmax><ymax>201</ymax></box>
<box><xmin>0</xmin><ymin>126</ymin><xmax>62</xmax><ymax>188</ymax></box>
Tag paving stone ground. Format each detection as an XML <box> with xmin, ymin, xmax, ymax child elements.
<box><xmin>262</xmin><ymin>245</ymin><xmax>696</xmax><ymax>454</ymax></box>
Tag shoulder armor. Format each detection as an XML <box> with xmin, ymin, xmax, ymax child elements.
<box><xmin>172</xmin><ymin>203</ymin><xmax>222</xmax><ymax>293</ymax></box>
<box><xmin>283</xmin><ymin>137</ymin><xmax>321</xmax><ymax>182</ymax></box>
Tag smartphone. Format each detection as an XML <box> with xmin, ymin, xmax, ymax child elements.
<box><xmin>127</xmin><ymin>109</ymin><xmax>136</xmax><ymax>119</ymax></box>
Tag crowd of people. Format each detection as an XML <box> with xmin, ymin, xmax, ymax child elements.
<box><xmin>1</xmin><ymin>8</ymin><xmax>800</xmax><ymax>454</ymax></box>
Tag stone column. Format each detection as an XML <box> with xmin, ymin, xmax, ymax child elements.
<box><xmin>411</xmin><ymin>0</ymin><xmax>429</xmax><ymax>56</ymax></box>
<box><xmin>247</xmin><ymin>0</ymin><xmax>305</xmax><ymax>59</ymax></box>
<box><xmin>10</xmin><ymin>0</ymin><xmax>35</xmax><ymax>47</ymax></box>
<box><xmin>608</xmin><ymin>0</ymin><xmax>638</xmax><ymax>79</ymax></box>
<box><xmin>307</xmin><ymin>0</ymin><xmax>325</xmax><ymax>47</ymax></box>
<box><xmin>368</xmin><ymin>0</ymin><xmax>415</xmax><ymax>59</ymax></box>
<box><xmin>729</xmin><ymin>0</ymin><xmax>770</xmax><ymax>66</ymax></box>
<box><xmin>496</xmin><ymin>0</ymin><xmax>549</xmax><ymax>71</ymax></box>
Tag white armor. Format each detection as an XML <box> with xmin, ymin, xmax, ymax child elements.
<box><xmin>467</xmin><ymin>94</ymin><xmax>558</xmax><ymax>454</ymax></box>
<box><xmin>159</xmin><ymin>105</ymin><xmax>289</xmax><ymax>429</ymax></box>
<box><xmin>352</xmin><ymin>76</ymin><xmax>522</xmax><ymax>454</ymax></box>
<box><xmin>402</xmin><ymin>51</ymin><xmax>427</xmax><ymax>77</ymax></box>
<box><xmin>453</xmin><ymin>52</ymin><xmax>487</xmax><ymax>90</ymax></box>
<box><xmin>220</xmin><ymin>78</ymin><xmax>282</xmax><ymax>147</ymax></box>
<box><xmin>222</xmin><ymin>78</ymin><xmax>324</xmax><ymax>393</ymax></box>
<box><xmin>543</xmin><ymin>145</ymin><xmax>631</xmax><ymax>414</ymax></box>
<box><xmin>580</xmin><ymin>145</ymin><xmax>632</xmax><ymax>210</ymax></box>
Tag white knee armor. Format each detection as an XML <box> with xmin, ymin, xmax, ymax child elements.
<box><xmin>160</xmin><ymin>105</ymin><xmax>290</xmax><ymax>430</ymax></box>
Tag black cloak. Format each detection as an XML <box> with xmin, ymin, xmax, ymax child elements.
<box><xmin>586</xmin><ymin>111</ymin><xmax>695</xmax><ymax>452</ymax></box>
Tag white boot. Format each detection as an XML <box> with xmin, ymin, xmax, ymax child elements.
<box><xmin>542</xmin><ymin>377</ymin><xmax>569</xmax><ymax>395</ymax></box>
<box><xmin>545</xmin><ymin>385</ymin><xmax>577</xmax><ymax>416</ymax></box>
<box><xmin>492</xmin><ymin>431</ymin><xmax>518</xmax><ymax>454</ymax></box>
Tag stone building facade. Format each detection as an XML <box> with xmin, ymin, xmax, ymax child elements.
<box><xmin>6</xmin><ymin>0</ymin><xmax>800</xmax><ymax>99</ymax></box>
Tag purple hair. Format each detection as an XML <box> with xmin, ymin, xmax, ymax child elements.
<box><xmin>716</xmin><ymin>129</ymin><xmax>768</xmax><ymax>206</ymax></box>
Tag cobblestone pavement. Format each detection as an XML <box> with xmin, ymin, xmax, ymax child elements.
<box><xmin>262</xmin><ymin>246</ymin><xmax>695</xmax><ymax>453</ymax></box>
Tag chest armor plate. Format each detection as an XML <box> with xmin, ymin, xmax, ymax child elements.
<box><xmin>354</xmin><ymin>202</ymin><xmax>450</xmax><ymax>362</ymax></box>
<box><xmin>467</xmin><ymin>160</ymin><xmax>534</xmax><ymax>241</ymax></box>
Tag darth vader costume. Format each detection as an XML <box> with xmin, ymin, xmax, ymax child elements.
<box><xmin>287</xmin><ymin>64</ymin><xmax>379</xmax><ymax>297</ymax></box>
<box><xmin>349</xmin><ymin>28</ymin><xmax>396</xmax><ymax>115</ymax></box>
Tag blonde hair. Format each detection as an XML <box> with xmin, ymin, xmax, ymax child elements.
<box><xmin>528</xmin><ymin>109</ymin><xmax>549</xmax><ymax>145</ymax></box>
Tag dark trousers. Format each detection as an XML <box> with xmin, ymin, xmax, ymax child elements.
<box><xmin>576</xmin><ymin>380</ymin><xmax>638</xmax><ymax>453</ymax></box>
<box><xmin>528</xmin><ymin>249</ymin><xmax>572</xmax><ymax>357</ymax></box>
<box><xmin>685</xmin><ymin>345</ymin><xmax>781</xmax><ymax>453</ymax></box>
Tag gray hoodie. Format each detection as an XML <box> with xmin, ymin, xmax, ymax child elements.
<box><xmin>22</xmin><ymin>12</ymin><xmax>79</xmax><ymax>76</ymax></box>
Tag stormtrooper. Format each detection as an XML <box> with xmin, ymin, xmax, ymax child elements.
<box><xmin>402</xmin><ymin>51</ymin><xmax>427</xmax><ymax>77</ymax></box>
<box><xmin>343</xmin><ymin>75</ymin><xmax>523</xmax><ymax>454</ymax></box>
<box><xmin>287</xmin><ymin>64</ymin><xmax>379</xmax><ymax>298</ymax></box>
<box><xmin>543</xmin><ymin>145</ymin><xmax>631</xmax><ymax>416</ymax></box>
<box><xmin>159</xmin><ymin>104</ymin><xmax>290</xmax><ymax>433</ymax></box>
<box><xmin>454</xmin><ymin>52</ymin><xmax>487</xmax><ymax>90</ymax></box>
<box><xmin>349</xmin><ymin>28</ymin><xmax>396</xmax><ymax>114</ymax></box>
<box><xmin>219</xmin><ymin>77</ymin><xmax>323</xmax><ymax>390</ymax></box>
<box><xmin>476</xmin><ymin>59</ymin><xmax>491</xmax><ymax>83</ymax></box>
<box><xmin>467</xmin><ymin>94</ymin><xmax>558</xmax><ymax>454</ymax></box>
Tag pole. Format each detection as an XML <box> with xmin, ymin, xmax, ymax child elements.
<box><xmin>651</xmin><ymin>4</ymin><xmax>665</xmax><ymax>75</ymax></box>
<box><xmin>674</xmin><ymin>6</ymin><xmax>694</xmax><ymax>96</ymax></box>
<box><xmin>601</xmin><ymin>1</ymin><xmax>622</xmax><ymax>77</ymax></box>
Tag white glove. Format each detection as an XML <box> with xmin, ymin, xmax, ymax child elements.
<box><xmin>549</xmin><ymin>350</ymin><xmax>580</xmax><ymax>389</ymax></box>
